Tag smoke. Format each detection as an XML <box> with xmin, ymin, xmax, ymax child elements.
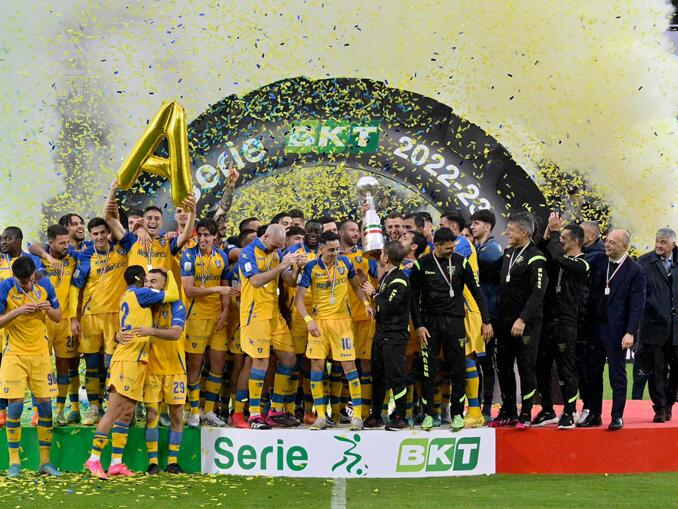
<box><xmin>1</xmin><ymin>0</ymin><xmax>676</xmax><ymax>247</ymax></box>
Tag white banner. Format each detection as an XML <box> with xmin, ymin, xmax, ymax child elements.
<box><xmin>201</xmin><ymin>427</ymin><xmax>495</xmax><ymax>477</ymax></box>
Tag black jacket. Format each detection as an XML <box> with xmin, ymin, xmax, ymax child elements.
<box><xmin>589</xmin><ymin>254</ymin><xmax>646</xmax><ymax>343</ymax></box>
<box><xmin>409</xmin><ymin>252</ymin><xmax>490</xmax><ymax>330</ymax></box>
<box><xmin>637</xmin><ymin>248</ymin><xmax>678</xmax><ymax>346</ymax></box>
<box><xmin>373</xmin><ymin>268</ymin><xmax>411</xmax><ymax>342</ymax></box>
<box><xmin>581</xmin><ymin>238</ymin><xmax>607</xmax><ymax>324</ymax></box>
<box><xmin>498</xmin><ymin>242</ymin><xmax>548</xmax><ymax>324</ymax></box>
<box><xmin>541</xmin><ymin>234</ymin><xmax>590</xmax><ymax>324</ymax></box>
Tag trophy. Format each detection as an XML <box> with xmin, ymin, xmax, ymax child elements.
<box><xmin>356</xmin><ymin>176</ymin><xmax>385</xmax><ymax>259</ymax></box>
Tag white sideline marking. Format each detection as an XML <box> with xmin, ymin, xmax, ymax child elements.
<box><xmin>330</xmin><ymin>477</ymin><xmax>347</xmax><ymax>509</ymax></box>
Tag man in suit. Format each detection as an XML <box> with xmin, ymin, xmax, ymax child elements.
<box><xmin>636</xmin><ymin>228</ymin><xmax>677</xmax><ymax>422</ymax></box>
<box><xmin>579</xmin><ymin>229</ymin><xmax>646</xmax><ymax>430</ymax></box>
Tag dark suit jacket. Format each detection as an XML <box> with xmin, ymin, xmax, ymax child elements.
<box><xmin>637</xmin><ymin>247</ymin><xmax>678</xmax><ymax>346</ymax></box>
<box><xmin>589</xmin><ymin>253</ymin><xmax>646</xmax><ymax>345</ymax></box>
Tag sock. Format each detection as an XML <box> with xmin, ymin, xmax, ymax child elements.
<box><xmin>360</xmin><ymin>371</ymin><xmax>372</xmax><ymax>419</ymax></box>
<box><xmin>199</xmin><ymin>366</ymin><xmax>209</xmax><ymax>410</ymax></box>
<box><xmin>89</xmin><ymin>431</ymin><xmax>109</xmax><ymax>462</ymax></box>
<box><xmin>56</xmin><ymin>374</ymin><xmax>70</xmax><ymax>414</ymax></box>
<box><xmin>234</xmin><ymin>389</ymin><xmax>248</xmax><ymax>413</ymax></box>
<box><xmin>68</xmin><ymin>368</ymin><xmax>80</xmax><ymax>413</ymax></box>
<box><xmin>248</xmin><ymin>368</ymin><xmax>266</xmax><ymax>418</ymax></box>
<box><xmin>322</xmin><ymin>369</ymin><xmax>330</xmax><ymax>408</ymax></box>
<box><xmin>188</xmin><ymin>382</ymin><xmax>201</xmax><ymax>416</ymax></box>
<box><xmin>145</xmin><ymin>404</ymin><xmax>159</xmax><ymax>465</ymax></box>
<box><xmin>110</xmin><ymin>421</ymin><xmax>130</xmax><ymax>466</ymax></box>
<box><xmin>345</xmin><ymin>369</ymin><xmax>363</xmax><ymax>419</ymax></box>
<box><xmin>203</xmin><ymin>371</ymin><xmax>222</xmax><ymax>415</ymax></box>
<box><xmin>6</xmin><ymin>402</ymin><xmax>23</xmax><ymax>465</ymax></box>
<box><xmin>271</xmin><ymin>364</ymin><xmax>293</xmax><ymax>412</ymax></box>
<box><xmin>406</xmin><ymin>373</ymin><xmax>415</xmax><ymax>418</ymax></box>
<box><xmin>36</xmin><ymin>401</ymin><xmax>53</xmax><ymax>465</ymax></box>
<box><xmin>310</xmin><ymin>370</ymin><xmax>326</xmax><ymax>419</ymax></box>
<box><xmin>329</xmin><ymin>364</ymin><xmax>343</xmax><ymax>419</ymax></box>
<box><xmin>84</xmin><ymin>353</ymin><xmax>100</xmax><ymax>408</ymax></box>
<box><xmin>465</xmin><ymin>358</ymin><xmax>482</xmax><ymax>418</ymax></box>
<box><xmin>168</xmin><ymin>430</ymin><xmax>182</xmax><ymax>465</ymax></box>
<box><xmin>285</xmin><ymin>363</ymin><xmax>300</xmax><ymax>414</ymax></box>
<box><xmin>302</xmin><ymin>368</ymin><xmax>313</xmax><ymax>414</ymax></box>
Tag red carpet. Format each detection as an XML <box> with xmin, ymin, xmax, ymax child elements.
<box><xmin>495</xmin><ymin>400</ymin><xmax>678</xmax><ymax>474</ymax></box>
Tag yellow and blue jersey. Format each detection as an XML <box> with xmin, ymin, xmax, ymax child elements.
<box><xmin>0</xmin><ymin>277</ymin><xmax>59</xmax><ymax>355</ymax></box>
<box><xmin>72</xmin><ymin>242</ymin><xmax>129</xmax><ymax>316</ymax></box>
<box><xmin>299</xmin><ymin>256</ymin><xmax>356</xmax><ymax>320</ymax></box>
<box><xmin>40</xmin><ymin>251</ymin><xmax>77</xmax><ymax>320</ymax></box>
<box><xmin>284</xmin><ymin>243</ymin><xmax>318</xmax><ymax>316</ymax></box>
<box><xmin>341</xmin><ymin>246</ymin><xmax>378</xmax><ymax>321</ymax></box>
<box><xmin>180</xmin><ymin>245</ymin><xmax>230</xmax><ymax>320</ymax></box>
<box><xmin>239</xmin><ymin>237</ymin><xmax>284</xmax><ymax>323</ymax></box>
<box><xmin>119</xmin><ymin>231</ymin><xmax>180</xmax><ymax>272</ymax></box>
<box><xmin>0</xmin><ymin>252</ymin><xmax>44</xmax><ymax>282</ymax></box>
<box><xmin>147</xmin><ymin>300</ymin><xmax>187</xmax><ymax>375</ymax></box>
<box><xmin>114</xmin><ymin>286</ymin><xmax>169</xmax><ymax>363</ymax></box>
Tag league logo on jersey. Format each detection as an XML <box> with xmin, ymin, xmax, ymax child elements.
<box><xmin>162</xmin><ymin>310</ymin><xmax>169</xmax><ymax>319</ymax></box>
<box><xmin>34</xmin><ymin>288</ymin><xmax>42</xmax><ymax>299</ymax></box>
<box><xmin>355</xmin><ymin>256</ymin><xmax>363</xmax><ymax>263</ymax></box>
<box><xmin>338</xmin><ymin>266</ymin><xmax>346</xmax><ymax>275</ymax></box>
<box><xmin>215</xmin><ymin>259</ymin><xmax>222</xmax><ymax>268</ymax></box>
<box><xmin>159</xmin><ymin>238</ymin><xmax>167</xmax><ymax>247</ymax></box>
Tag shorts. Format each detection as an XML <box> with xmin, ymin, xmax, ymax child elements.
<box><xmin>47</xmin><ymin>319</ymin><xmax>78</xmax><ymax>359</ymax></box>
<box><xmin>109</xmin><ymin>360</ymin><xmax>147</xmax><ymax>402</ymax></box>
<box><xmin>185</xmin><ymin>318</ymin><xmax>228</xmax><ymax>354</ymax></box>
<box><xmin>306</xmin><ymin>318</ymin><xmax>356</xmax><ymax>362</ymax></box>
<box><xmin>229</xmin><ymin>322</ymin><xmax>242</xmax><ymax>355</ymax></box>
<box><xmin>0</xmin><ymin>353</ymin><xmax>57</xmax><ymax>399</ymax></box>
<box><xmin>290</xmin><ymin>315</ymin><xmax>309</xmax><ymax>355</ymax></box>
<box><xmin>144</xmin><ymin>373</ymin><xmax>187</xmax><ymax>405</ymax></box>
<box><xmin>241</xmin><ymin>314</ymin><xmax>293</xmax><ymax>359</ymax></box>
<box><xmin>464</xmin><ymin>308</ymin><xmax>485</xmax><ymax>357</ymax></box>
<box><xmin>353</xmin><ymin>320</ymin><xmax>375</xmax><ymax>360</ymax></box>
<box><xmin>80</xmin><ymin>312</ymin><xmax>118</xmax><ymax>355</ymax></box>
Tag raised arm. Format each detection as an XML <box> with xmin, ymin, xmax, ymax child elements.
<box><xmin>103</xmin><ymin>179</ymin><xmax>126</xmax><ymax>241</ymax></box>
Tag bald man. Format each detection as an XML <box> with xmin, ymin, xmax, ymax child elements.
<box><xmin>579</xmin><ymin>229</ymin><xmax>646</xmax><ymax>431</ymax></box>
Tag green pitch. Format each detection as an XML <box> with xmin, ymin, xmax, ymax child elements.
<box><xmin>0</xmin><ymin>472</ymin><xmax>675</xmax><ymax>509</ymax></box>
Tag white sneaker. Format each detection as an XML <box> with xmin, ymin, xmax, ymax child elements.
<box><xmin>202</xmin><ymin>411</ymin><xmax>226</xmax><ymax>427</ymax></box>
<box><xmin>159</xmin><ymin>413</ymin><xmax>171</xmax><ymax>427</ymax></box>
<box><xmin>187</xmin><ymin>413</ymin><xmax>200</xmax><ymax>428</ymax></box>
<box><xmin>349</xmin><ymin>417</ymin><xmax>364</xmax><ymax>430</ymax></box>
<box><xmin>56</xmin><ymin>409</ymin><xmax>68</xmax><ymax>427</ymax></box>
<box><xmin>82</xmin><ymin>406</ymin><xmax>100</xmax><ymax>426</ymax></box>
<box><xmin>577</xmin><ymin>409</ymin><xmax>590</xmax><ymax>425</ymax></box>
<box><xmin>309</xmin><ymin>416</ymin><xmax>327</xmax><ymax>430</ymax></box>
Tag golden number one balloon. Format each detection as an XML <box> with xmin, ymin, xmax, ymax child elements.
<box><xmin>117</xmin><ymin>101</ymin><xmax>193</xmax><ymax>206</ymax></box>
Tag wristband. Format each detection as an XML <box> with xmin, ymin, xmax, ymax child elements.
<box><xmin>303</xmin><ymin>315</ymin><xmax>313</xmax><ymax>324</ymax></box>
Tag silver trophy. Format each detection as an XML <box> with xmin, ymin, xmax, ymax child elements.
<box><xmin>357</xmin><ymin>176</ymin><xmax>385</xmax><ymax>258</ymax></box>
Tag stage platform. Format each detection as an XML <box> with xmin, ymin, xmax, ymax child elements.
<box><xmin>496</xmin><ymin>400</ymin><xmax>678</xmax><ymax>474</ymax></box>
<box><xmin>0</xmin><ymin>400</ymin><xmax>674</xmax><ymax>476</ymax></box>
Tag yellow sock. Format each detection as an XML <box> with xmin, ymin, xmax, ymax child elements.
<box><xmin>303</xmin><ymin>371</ymin><xmax>313</xmax><ymax>414</ymax></box>
<box><xmin>465</xmin><ymin>358</ymin><xmax>482</xmax><ymax>418</ymax></box>
<box><xmin>168</xmin><ymin>430</ymin><xmax>182</xmax><ymax>464</ymax></box>
<box><xmin>36</xmin><ymin>402</ymin><xmax>53</xmax><ymax>464</ymax></box>
<box><xmin>111</xmin><ymin>421</ymin><xmax>130</xmax><ymax>465</ymax></box>
<box><xmin>56</xmin><ymin>373</ymin><xmax>69</xmax><ymax>414</ymax></box>
<box><xmin>345</xmin><ymin>369</ymin><xmax>362</xmax><ymax>419</ymax></box>
<box><xmin>248</xmin><ymin>368</ymin><xmax>266</xmax><ymax>417</ymax></box>
<box><xmin>406</xmin><ymin>377</ymin><xmax>414</xmax><ymax>418</ymax></box>
<box><xmin>360</xmin><ymin>372</ymin><xmax>372</xmax><ymax>419</ymax></box>
<box><xmin>68</xmin><ymin>368</ymin><xmax>80</xmax><ymax>413</ymax></box>
<box><xmin>188</xmin><ymin>382</ymin><xmax>201</xmax><ymax>416</ymax></box>
<box><xmin>234</xmin><ymin>389</ymin><xmax>248</xmax><ymax>413</ymax></box>
<box><xmin>329</xmin><ymin>364</ymin><xmax>343</xmax><ymax>419</ymax></box>
<box><xmin>90</xmin><ymin>431</ymin><xmax>108</xmax><ymax>460</ymax></box>
<box><xmin>271</xmin><ymin>364</ymin><xmax>292</xmax><ymax>412</ymax></box>
<box><xmin>310</xmin><ymin>370</ymin><xmax>326</xmax><ymax>419</ymax></box>
<box><xmin>145</xmin><ymin>405</ymin><xmax>159</xmax><ymax>465</ymax></box>
<box><xmin>203</xmin><ymin>371</ymin><xmax>222</xmax><ymax>415</ymax></box>
<box><xmin>6</xmin><ymin>402</ymin><xmax>22</xmax><ymax>465</ymax></box>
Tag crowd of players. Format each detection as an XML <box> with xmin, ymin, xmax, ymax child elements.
<box><xmin>0</xmin><ymin>171</ymin><xmax>676</xmax><ymax>479</ymax></box>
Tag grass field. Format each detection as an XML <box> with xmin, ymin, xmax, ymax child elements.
<box><xmin>0</xmin><ymin>472</ymin><xmax>675</xmax><ymax>508</ymax></box>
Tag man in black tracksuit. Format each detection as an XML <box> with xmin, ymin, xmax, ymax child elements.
<box><xmin>362</xmin><ymin>241</ymin><xmax>411</xmax><ymax>430</ymax></box>
<box><xmin>490</xmin><ymin>212</ymin><xmax>548</xmax><ymax>429</ymax></box>
<box><xmin>534</xmin><ymin>216</ymin><xmax>589</xmax><ymax>429</ymax></box>
<box><xmin>409</xmin><ymin>228</ymin><xmax>492</xmax><ymax>431</ymax></box>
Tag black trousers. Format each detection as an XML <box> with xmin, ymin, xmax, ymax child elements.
<box><xmin>371</xmin><ymin>339</ymin><xmax>408</xmax><ymax>418</ymax></box>
<box><xmin>588</xmin><ymin>323</ymin><xmax>627</xmax><ymax>419</ymax></box>
<box><xmin>478</xmin><ymin>322</ymin><xmax>498</xmax><ymax>408</ymax></box>
<box><xmin>420</xmin><ymin>315</ymin><xmax>466</xmax><ymax>417</ymax></box>
<box><xmin>577</xmin><ymin>323</ymin><xmax>595</xmax><ymax>410</ymax></box>
<box><xmin>495</xmin><ymin>319</ymin><xmax>541</xmax><ymax>417</ymax></box>
<box><xmin>537</xmin><ymin>319</ymin><xmax>578</xmax><ymax>413</ymax></box>
<box><xmin>635</xmin><ymin>342</ymin><xmax>678</xmax><ymax>411</ymax></box>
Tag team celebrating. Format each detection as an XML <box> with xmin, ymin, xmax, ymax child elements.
<box><xmin>0</xmin><ymin>167</ymin><xmax>676</xmax><ymax>479</ymax></box>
